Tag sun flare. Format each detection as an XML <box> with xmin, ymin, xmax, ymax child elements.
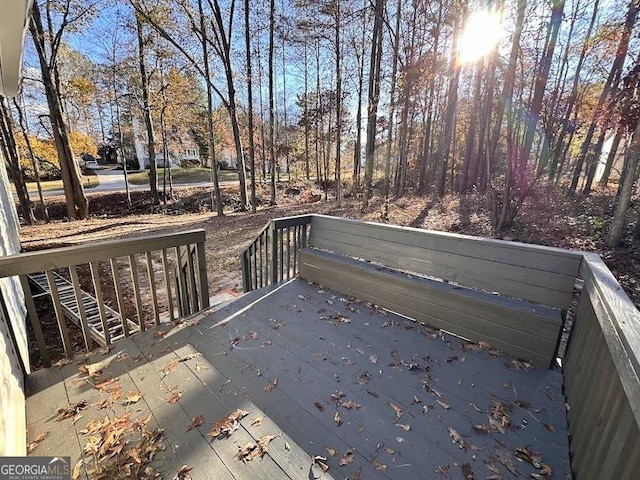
<box><xmin>457</xmin><ymin>9</ymin><xmax>504</xmax><ymax>64</ymax></box>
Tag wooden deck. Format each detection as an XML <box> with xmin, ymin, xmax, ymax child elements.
<box><xmin>25</xmin><ymin>279</ymin><xmax>571</xmax><ymax>479</ymax></box>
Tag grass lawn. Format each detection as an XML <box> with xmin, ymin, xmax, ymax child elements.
<box><xmin>127</xmin><ymin>167</ymin><xmax>239</xmax><ymax>185</ymax></box>
<box><xmin>11</xmin><ymin>175</ymin><xmax>99</xmax><ymax>193</ymax></box>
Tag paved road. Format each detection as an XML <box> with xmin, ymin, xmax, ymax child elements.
<box><xmin>33</xmin><ymin>168</ymin><xmax>235</xmax><ymax>198</ymax></box>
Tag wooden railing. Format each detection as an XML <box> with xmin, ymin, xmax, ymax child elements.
<box><xmin>240</xmin><ymin>215</ymin><xmax>312</xmax><ymax>292</ymax></box>
<box><xmin>0</xmin><ymin>230</ymin><xmax>210</xmax><ymax>367</ymax></box>
<box><xmin>564</xmin><ymin>253</ymin><xmax>640</xmax><ymax>480</ymax></box>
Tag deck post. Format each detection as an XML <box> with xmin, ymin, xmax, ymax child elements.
<box><xmin>271</xmin><ymin>222</ymin><xmax>278</xmax><ymax>284</ymax></box>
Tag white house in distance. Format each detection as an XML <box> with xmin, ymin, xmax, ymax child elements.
<box><xmin>132</xmin><ymin>118</ymin><xmax>201</xmax><ymax>169</ymax></box>
<box><xmin>594</xmin><ymin>132</ymin><xmax>627</xmax><ymax>184</ymax></box>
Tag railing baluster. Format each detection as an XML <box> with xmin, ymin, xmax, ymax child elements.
<box><xmin>293</xmin><ymin>225</ymin><xmax>298</xmax><ymax>276</ymax></box>
<box><xmin>110</xmin><ymin>258</ymin><xmax>130</xmax><ymax>337</ymax></box>
<box><xmin>45</xmin><ymin>270</ymin><xmax>73</xmax><ymax>359</ymax></box>
<box><xmin>185</xmin><ymin>245</ymin><xmax>198</xmax><ymax>314</ymax></box>
<box><xmin>271</xmin><ymin>224</ymin><xmax>278</xmax><ymax>284</ymax></box>
<box><xmin>286</xmin><ymin>227</ymin><xmax>291</xmax><ymax>280</ymax></box>
<box><xmin>252</xmin><ymin>242</ymin><xmax>258</xmax><ymax>290</ymax></box>
<box><xmin>195</xmin><ymin>241</ymin><xmax>210</xmax><ymax>309</ymax></box>
<box><xmin>128</xmin><ymin>255</ymin><xmax>146</xmax><ymax>332</ymax></box>
<box><xmin>146</xmin><ymin>252</ymin><xmax>160</xmax><ymax>325</ymax></box>
<box><xmin>90</xmin><ymin>262</ymin><xmax>111</xmax><ymax>345</ymax></box>
<box><xmin>259</xmin><ymin>235</ymin><xmax>263</xmax><ymax>288</ymax></box>
<box><xmin>69</xmin><ymin>265</ymin><xmax>93</xmax><ymax>350</ymax></box>
<box><xmin>175</xmin><ymin>246</ymin><xmax>188</xmax><ymax>316</ymax></box>
<box><xmin>279</xmin><ymin>228</ymin><xmax>284</xmax><ymax>282</ymax></box>
<box><xmin>19</xmin><ymin>275</ymin><xmax>50</xmax><ymax>367</ymax></box>
<box><xmin>161</xmin><ymin>248</ymin><xmax>176</xmax><ymax>322</ymax></box>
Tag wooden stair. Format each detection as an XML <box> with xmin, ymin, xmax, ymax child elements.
<box><xmin>28</xmin><ymin>272</ymin><xmax>140</xmax><ymax>347</ymax></box>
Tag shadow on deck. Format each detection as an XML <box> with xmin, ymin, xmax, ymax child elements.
<box><xmin>26</xmin><ymin>279</ymin><xmax>570</xmax><ymax>480</ymax></box>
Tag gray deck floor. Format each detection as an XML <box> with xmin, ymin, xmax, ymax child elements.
<box><xmin>26</xmin><ymin>279</ymin><xmax>571</xmax><ymax>479</ymax></box>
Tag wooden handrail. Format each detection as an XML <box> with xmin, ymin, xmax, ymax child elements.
<box><xmin>0</xmin><ymin>229</ymin><xmax>210</xmax><ymax>367</ymax></box>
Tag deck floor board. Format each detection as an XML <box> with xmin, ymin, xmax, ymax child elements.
<box><xmin>26</xmin><ymin>279</ymin><xmax>571</xmax><ymax>479</ymax></box>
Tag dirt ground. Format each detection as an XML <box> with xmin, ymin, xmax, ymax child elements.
<box><xmin>19</xmin><ymin>182</ymin><xmax>639</xmax><ymax>308</ymax></box>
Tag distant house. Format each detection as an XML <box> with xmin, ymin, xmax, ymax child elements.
<box><xmin>594</xmin><ymin>132</ymin><xmax>627</xmax><ymax>184</ymax></box>
<box><xmin>132</xmin><ymin>118</ymin><xmax>201</xmax><ymax>169</ymax></box>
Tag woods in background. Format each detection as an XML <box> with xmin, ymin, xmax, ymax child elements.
<box><xmin>1</xmin><ymin>0</ymin><xmax>640</xmax><ymax>246</ymax></box>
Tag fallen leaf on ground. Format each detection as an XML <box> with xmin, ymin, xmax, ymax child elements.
<box><xmin>124</xmin><ymin>391</ymin><xmax>143</xmax><ymax>405</ymax></box>
<box><xmin>84</xmin><ymin>358</ymin><xmax>112</xmax><ymax>377</ymax></box>
<box><xmin>437</xmin><ymin>400</ymin><xmax>450</xmax><ymax>410</ymax></box>
<box><xmin>372</xmin><ymin>459</ymin><xmax>387</xmax><ymax>472</ymax></box>
<box><xmin>236</xmin><ymin>433</ymin><xmax>282</xmax><ymax>462</ymax></box>
<box><xmin>174</xmin><ymin>465</ymin><xmax>193</xmax><ymax>480</ymax></box>
<box><xmin>325</xmin><ymin>447</ymin><xmax>338</xmax><ymax>456</ymax></box>
<box><xmin>334</xmin><ymin>411</ymin><xmax>342</xmax><ymax>426</ymax></box>
<box><xmin>494</xmin><ymin>447</ymin><xmax>517</xmax><ymax>475</ymax></box>
<box><xmin>312</xmin><ymin>455</ymin><xmax>330</xmax><ymax>472</ymax></box>
<box><xmin>448</xmin><ymin>428</ymin><xmax>466</xmax><ymax>449</ymax></box>
<box><xmin>57</xmin><ymin>400</ymin><xmax>89</xmax><ymax>420</ymax></box>
<box><xmin>395</xmin><ymin>423</ymin><xmax>411</xmax><ymax>431</ymax></box>
<box><xmin>27</xmin><ymin>431</ymin><xmax>48</xmax><ymax>453</ymax></box>
<box><xmin>285</xmin><ymin>441</ymin><xmax>291</xmax><ymax>451</ymax></box>
<box><xmin>342</xmin><ymin>400</ymin><xmax>361</xmax><ymax>410</ymax></box>
<box><xmin>186</xmin><ymin>415</ymin><xmax>205</xmax><ymax>432</ymax></box>
<box><xmin>470</xmin><ymin>402</ymin><xmax>483</xmax><ymax>413</ymax></box>
<box><xmin>264</xmin><ymin>378</ymin><xmax>278</xmax><ymax>392</ymax></box>
<box><xmin>544</xmin><ymin>423</ymin><xmax>556</xmax><ymax>433</ymax></box>
<box><xmin>412</xmin><ymin>395</ymin><xmax>421</xmax><ymax>404</ymax></box>
<box><xmin>369</xmin><ymin>354</ymin><xmax>377</xmax><ymax>364</ymax></box>
<box><xmin>314</xmin><ymin>402</ymin><xmax>325</xmax><ymax>412</ymax></box>
<box><xmin>339</xmin><ymin>450</ymin><xmax>354</xmax><ymax>466</ymax></box>
<box><xmin>250</xmin><ymin>416</ymin><xmax>263</xmax><ymax>427</ymax></box>
<box><xmin>208</xmin><ymin>409</ymin><xmax>250</xmax><ymax>438</ymax></box>
<box><xmin>166</xmin><ymin>390</ymin><xmax>183</xmax><ymax>404</ymax></box>
<box><xmin>349</xmin><ymin>467</ymin><xmax>362</xmax><ymax>480</ymax></box>
<box><xmin>388</xmin><ymin>402</ymin><xmax>404</xmax><ymax>419</ymax></box>
<box><xmin>460</xmin><ymin>462</ymin><xmax>474</xmax><ymax>480</ymax></box>
<box><xmin>52</xmin><ymin>358</ymin><xmax>72</xmax><ymax>368</ymax></box>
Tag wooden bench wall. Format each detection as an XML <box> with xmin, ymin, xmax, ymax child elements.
<box><xmin>299</xmin><ymin>248</ymin><xmax>562</xmax><ymax>367</ymax></box>
<box><xmin>308</xmin><ymin>215</ymin><xmax>582</xmax><ymax>310</ymax></box>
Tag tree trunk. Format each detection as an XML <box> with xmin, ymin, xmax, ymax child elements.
<box><xmin>245</xmin><ymin>0</ymin><xmax>256</xmax><ymax>213</ymax></box>
<box><xmin>383</xmin><ymin>0</ymin><xmax>401</xmax><ymax>198</ymax></box>
<box><xmin>198</xmin><ymin>0</ymin><xmax>223</xmax><ymax>215</ymax></box>
<box><xmin>607</xmin><ymin>120</ymin><xmax>640</xmax><ymax>247</ymax></box>
<box><xmin>269</xmin><ymin>0</ymin><xmax>276</xmax><ymax>205</ymax></box>
<box><xmin>362</xmin><ymin>0</ymin><xmax>385</xmax><ymax>210</ymax></box>
<box><xmin>334</xmin><ymin>1</ymin><xmax>342</xmax><ymax>207</ymax></box>
<box><xmin>0</xmin><ymin>96</ymin><xmax>33</xmax><ymax>224</ymax></box>
<box><xmin>30</xmin><ymin>1</ymin><xmax>88</xmax><ymax>220</ymax></box>
<box><xmin>135</xmin><ymin>14</ymin><xmax>159</xmax><ymax>205</ymax></box>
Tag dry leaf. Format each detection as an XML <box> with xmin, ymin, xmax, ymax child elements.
<box><xmin>312</xmin><ymin>455</ymin><xmax>330</xmax><ymax>472</ymax></box>
<box><xmin>236</xmin><ymin>433</ymin><xmax>281</xmax><ymax>462</ymax></box>
<box><xmin>72</xmin><ymin>460</ymin><xmax>83</xmax><ymax>480</ymax></box>
<box><xmin>494</xmin><ymin>447</ymin><xmax>517</xmax><ymax>475</ymax></box>
<box><xmin>85</xmin><ymin>358</ymin><xmax>112</xmax><ymax>377</ymax></box>
<box><xmin>544</xmin><ymin>423</ymin><xmax>556</xmax><ymax>433</ymax></box>
<box><xmin>437</xmin><ymin>400</ymin><xmax>450</xmax><ymax>410</ymax></box>
<box><xmin>341</xmin><ymin>400</ymin><xmax>361</xmax><ymax>410</ymax></box>
<box><xmin>539</xmin><ymin>464</ymin><xmax>552</xmax><ymax>477</ymax></box>
<box><xmin>57</xmin><ymin>400</ymin><xmax>88</xmax><ymax>420</ymax></box>
<box><xmin>339</xmin><ymin>450</ymin><xmax>354</xmax><ymax>466</ymax></box>
<box><xmin>460</xmin><ymin>462</ymin><xmax>474</xmax><ymax>480</ymax></box>
<box><xmin>186</xmin><ymin>415</ymin><xmax>205</xmax><ymax>432</ymax></box>
<box><xmin>369</xmin><ymin>354</ymin><xmax>378</xmax><ymax>364</ymax></box>
<box><xmin>167</xmin><ymin>390</ymin><xmax>183</xmax><ymax>404</ymax></box>
<box><xmin>208</xmin><ymin>409</ymin><xmax>250</xmax><ymax>438</ymax></box>
<box><xmin>388</xmin><ymin>402</ymin><xmax>404</xmax><ymax>419</ymax></box>
<box><xmin>52</xmin><ymin>358</ymin><xmax>72</xmax><ymax>368</ymax></box>
<box><xmin>349</xmin><ymin>467</ymin><xmax>362</xmax><ymax>480</ymax></box>
<box><xmin>314</xmin><ymin>402</ymin><xmax>325</xmax><ymax>412</ymax></box>
<box><xmin>334</xmin><ymin>411</ymin><xmax>342</xmax><ymax>426</ymax></box>
<box><xmin>174</xmin><ymin>465</ymin><xmax>193</xmax><ymax>480</ymax></box>
<box><xmin>264</xmin><ymin>378</ymin><xmax>278</xmax><ymax>392</ymax></box>
<box><xmin>325</xmin><ymin>447</ymin><xmax>338</xmax><ymax>456</ymax></box>
<box><xmin>124</xmin><ymin>391</ymin><xmax>143</xmax><ymax>405</ymax></box>
<box><xmin>372</xmin><ymin>459</ymin><xmax>387</xmax><ymax>472</ymax></box>
<box><xmin>448</xmin><ymin>428</ymin><xmax>466</xmax><ymax>449</ymax></box>
<box><xmin>250</xmin><ymin>416</ymin><xmax>263</xmax><ymax>427</ymax></box>
<box><xmin>412</xmin><ymin>395</ymin><xmax>421</xmax><ymax>404</ymax></box>
<box><xmin>27</xmin><ymin>431</ymin><xmax>48</xmax><ymax>453</ymax></box>
<box><xmin>284</xmin><ymin>441</ymin><xmax>291</xmax><ymax>451</ymax></box>
<box><xmin>395</xmin><ymin>423</ymin><xmax>411</xmax><ymax>431</ymax></box>
<box><xmin>470</xmin><ymin>402</ymin><xmax>483</xmax><ymax>413</ymax></box>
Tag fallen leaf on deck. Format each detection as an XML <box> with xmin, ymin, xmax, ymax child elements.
<box><xmin>372</xmin><ymin>459</ymin><xmax>387</xmax><ymax>471</ymax></box>
<box><xmin>250</xmin><ymin>416</ymin><xmax>263</xmax><ymax>427</ymax></box>
<box><xmin>154</xmin><ymin>330</ymin><xmax>167</xmax><ymax>339</ymax></box>
<box><xmin>166</xmin><ymin>390</ymin><xmax>183</xmax><ymax>404</ymax></box>
<box><xmin>124</xmin><ymin>391</ymin><xmax>143</xmax><ymax>405</ymax></box>
<box><xmin>314</xmin><ymin>402</ymin><xmax>325</xmax><ymax>412</ymax></box>
<box><xmin>388</xmin><ymin>402</ymin><xmax>404</xmax><ymax>419</ymax></box>
<box><xmin>71</xmin><ymin>460</ymin><xmax>83</xmax><ymax>480</ymax></box>
<box><xmin>186</xmin><ymin>415</ymin><xmax>205</xmax><ymax>432</ymax></box>
<box><xmin>544</xmin><ymin>423</ymin><xmax>556</xmax><ymax>433</ymax></box>
<box><xmin>84</xmin><ymin>358</ymin><xmax>112</xmax><ymax>377</ymax></box>
<box><xmin>486</xmin><ymin>461</ymin><xmax>502</xmax><ymax>479</ymax></box>
<box><xmin>285</xmin><ymin>441</ymin><xmax>291</xmax><ymax>451</ymax></box>
<box><xmin>298</xmin><ymin>294</ymin><xmax>307</xmax><ymax>301</ymax></box>
<box><xmin>80</xmin><ymin>417</ymin><xmax>108</xmax><ymax>435</ymax></box>
<box><xmin>236</xmin><ymin>442</ymin><xmax>257</xmax><ymax>462</ymax></box>
<box><xmin>396</xmin><ymin>436</ymin><xmax>405</xmax><ymax>443</ymax></box>
<box><xmin>508</xmin><ymin>359</ymin><xmax>533</xmax><ymax>370</ymax></box>
<box><xmin>342</xmin><ymin>400</ymin><xmax>361</xmax><ymax>410</ymax></box>
<box><xmin>369</xmin><ymin>354</ymin><xmax>378</xmax><ymax>364</ymax></box>
<box><xmin>515</xmin><ymin>447</ymin><xmax>543</xmax><ymax>468</ymax></box>
<box><xmin>366</xmin><ymin>389</ymin><xmax>379</xmax><ymax>397</ymax></box>
<box><xmin>208</xmin><ymin>409</ymin><xmax>250</xmax><ymax>438</ymax></box>
<box><xmin>331</xmin><ymin>391</ymin><xmax>346</xmax><ymax>404</ymax></box>
<box><xmin>460</xmin><ymin>462</ymin><xmax>474</xmax><ymax>480</ymax></box>
<box><xmin>339</xmin><ymin>450</ymin><xmax>354</xmax><ymax>466</ymax></box>
<box><xmin>539</xmin><ymin>464</ymin><xmax>552</xmax><ymax>477</ymax></box>
<box><xmin>349</xmin><ymin>467</ymin><xmax>362</xmax><ymax>480</ymax></box>
<box><xmin>494</xmin><ymin>447</ymin><xmax>517</xmax><ymax>475</ymax></box>
<box><xmin>470</xmin><ymin>402</ymin><xmax>483</xmax><ymax>413</ymax></box>
<box><xmin>503</xmin><ymin>381</ymin><xmax>512</xmax><ymax>389</ymax></box>
<box><xmin>448</xmin><ymin>428</ymin><xmax>466</xmax><ymax>449</ymax></box>
<box><xmin>52</xmin><ymin>358</ymin><xmax>71</xmax><ymax>368</ymax></box>
<box><xmin>412</xmin><ymin>395</ymin><xmax>421</xmax><ymax>404</ymax></box>
<box><xmin>57</xmin><ymin>400</ymin><xmax>89</xmax><ymax>420</ymax></box>
<box><xmin>325</xmin><ymin>447</ymin><xmax>338</xmax><ymax>456</ymax></box>
<box><xmin>174</xmin><ymin>465</ymin><xmax>193</xmax><ymax>480</ymax></box>
<box><xmin>355</xmin><ymin>347</ymin><xmax>365</xmax><ymax>355</ymax></box>
<box><xmin>236</xmin><ymin>433</ymin><xmax>282</xmax><ymax>462</ymax></box>
<box><xmin>334</xmin><ymin>411</ymin><xmax>342</xmax><ymax>426</ymax></box>
<box><xmin>437</xmin><ymin>400</ymin><xmax>450</xmax><ymax>410</ymax></box>
<box><xmin>395</xmin><ymin>423</ymin><xmax>411</xmax><ymax>431</ymax></box>
<box><xmin>358</xmin><ymin>372</ymin><xmax>371</xmax><ymax>384</ymax></box>
<box><xmin>264</xmin><ymin>378</ymin><xmax>278</xmax><ymax>392</ymax></box>
<box><xmin>312</xmin><ymin>455</ymin><xmax>330</xmax><ymax>472</ymax></box>
<box><xmin>27</xmin><ymin>431</ymin><xmax>48</xmax><ymax>453</ymax></box>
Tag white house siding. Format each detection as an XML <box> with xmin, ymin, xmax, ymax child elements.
<box><xmin>0</xmin><ymin>155</ymin><xmax>27</xmax><ymax>455</ymax></box>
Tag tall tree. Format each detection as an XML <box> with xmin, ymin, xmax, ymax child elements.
<box><xmin>29</xmin><ymin>0</ymin><xmax>90</xmax><ymax>219</ymax></box>
<box><xmin>269</xmin><ymin>0</ymin><xmax>277</xmax><ymax>204</ymax></box>
<box><xmin>245</xmin><ymin>0</ymin><xmax>256</xmax><ymax>213</ymax></box>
